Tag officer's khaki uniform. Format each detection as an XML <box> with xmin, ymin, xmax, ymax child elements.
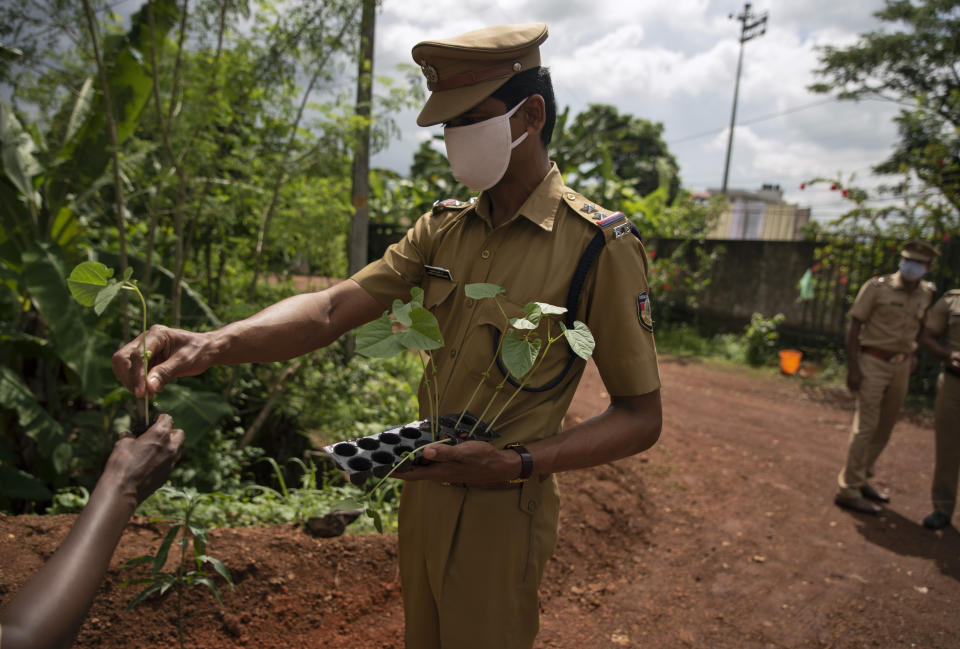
<box><xmin>923</xmin><ymin>290</ymin><xmax>960</xmax><ymax>520</ymax></box>
<box><xmin>837</xmin><ymin>271</ymin><xmax>935</xmax><ymax>498</ymax></box>
<box><xmin>352</xmin><ymin>163</ymin><xmax>659</xmax><ymax>648</ymax></box>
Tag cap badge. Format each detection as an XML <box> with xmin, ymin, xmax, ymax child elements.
<box><xmin>420</xmin><ymin>62</ymin><xmax>439</xmax><ymax>85</ymax></box>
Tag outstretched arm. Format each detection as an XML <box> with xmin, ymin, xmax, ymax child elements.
<box><xmin>0</xmin><ymin>415</ymin><xmax>184</xmax><ymax>649</ymax></box>
<box><xmin>113</xmin><ymin>279</ymin><xmax>384</xmax><ymax>397</ymax></box>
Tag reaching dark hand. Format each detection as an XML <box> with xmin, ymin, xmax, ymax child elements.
<box><xmin>105</xmin><ymin>413</ymin><xmax>185</xmax><ymax>505</ymax></box>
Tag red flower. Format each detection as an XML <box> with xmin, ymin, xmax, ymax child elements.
<box><xmin>800</xmin><ymin>183</ymin><xmax>806</xmax><ymax>190</ymax></box>
<box><xmin>663</xmin><ymin>284</ymin><xmax>670</xmax><ymax>291</ymax></box>
<box><xmin>811</xmin><ymin>263</ymin><xmax>820</xmax><ymax>272</ymax></box>
<box><xmin>830</xmin><ymin>184</ymin><xmax>838</xmax><ymax>191</ymax></box>
<box><xmin>842</xmin><ymin>189</ymin><xmax>849</xmax><ymax>198</ymax></box>
<box><xmin>840</xmin><ymin>277</ymin><xmax>848</xmax><ymax>285</ymax></box>
<box><xmin>648</xmin><ymin>250</ymin><xmax>657</xmax><ymax>260</ymax></box>
<box><xmin>945</xmin><ymin>233</ymin><xmax>951</xmax><ymax>242</ymax></box>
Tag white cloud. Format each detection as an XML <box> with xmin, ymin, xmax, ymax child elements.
<box><xmin>372</xmin><ymin>0</ymin><xmax>902</xmax><ymax>221</ymax></box>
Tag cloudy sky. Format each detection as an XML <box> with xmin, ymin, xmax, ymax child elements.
<box><xmin>371</xmin><ymin>0</ymin><xmax>903</xmax><ymax>222</ymax></box>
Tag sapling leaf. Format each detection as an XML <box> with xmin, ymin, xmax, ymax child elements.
<box><xmin>67</xmin><ymin>261</ymin><xmax>114</xmax><ymax>306</ymax></box>
<box><xmin>152</xmin><ymin>525</ymin><xmax>180</xmax><ymax>573</ymax></box>
<box><xmin>122</xmin><ymin>555</ymin><xmax>155</xmax><ymax>568</ymax></box>
<box><xmin>122</xmin><ymin>266</ymin><xmax>134</xmax><ymax>282</ymax></box>
<box><xmin>409</xmin><ymin>286</ymin><xmax>425</xmax><ymax>307</ymax></box>
<box><xmin>366</xmin><ymin>506</ymin><xmax>384</xmax><ymax>533</ymax></box>
<box><xmin>198</xmin><ymin>555</ymin><xmax>234</xmax><ymax>587</ymax></box>
<box><xmin>93</xmin><ymin>279</ymin><xmax>123</xmax><ymax>315</ymax></box>
<box><xmin>561</xmin><ymin>320</ymin><xmax>595</xmax><ymax>360</ymax></box>
<box><xmin>501</xmin><ymin>329</ymin><xmax>541</xmax><ymax>378</ymax></box>
<box><xmin>534</xmin><ymin>302</ymin><xmax>566</xmax><ymax>317</ymax></box>
<box><xmin>524</xmin><ymin>303</ymin><xmax>543</xmax><ymax>326</ymax></box>
<box><xmin>355</xmin><ymin>313</ymin><xmax>405</xmax><ymax>358</ymax></box>
<box><xmin>126</xmin><ymin>581</ymin><xmax>165</xmax><ymax>611</ymax></box>
<box><xmin>510</xmin><ymin>316</ymin><xmax>538</xmax><ymax>330</ymax></box>
<box><xmin>330</xmin><ymin>497</ymin><xmax>365</xmax><ymax>511</ymax></box>
<box><xmin>398</xmin><ymin>307</ymin><xmax>444</xmax><ymax>351</ymax></box>
<box><xmin>465</xmin><ymin>283</ymin><xmax>505</xmax><ymax>300</ymax></box>
<box><xmin>194</xmin><ymin>577</ymin><xmax>225</xmax><ymax>605</ymax></box>
<box><xmin>392</xmin><ymin>298</ymin><xmax>413</xmax><ymax>326</ymax></box>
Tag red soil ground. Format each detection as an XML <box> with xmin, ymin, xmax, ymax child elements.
<box><xmin>2</xmin><ymin>356</ymin><xmax>958</xmax><ymax>648</ymax></box>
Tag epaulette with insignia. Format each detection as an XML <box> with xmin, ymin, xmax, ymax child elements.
<box><xmin>561</xmin><ymin>188</ymin><xmax>637</xmax><ymax>241</ymax></box>
<box><xmin>432</xmin><ymin>197</ymin><xmax>474</xmax><ymax>215</ymax></box>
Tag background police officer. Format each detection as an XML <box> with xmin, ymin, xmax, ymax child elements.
<box><xmin>835</xmin><ymin>240</ymin><xmax>938</xmax><ymax>514</ymax></box>
<box><xmin>919</xmin><ymin>287</ymin><xmax>960</xmax><ymax>530</ymax></box>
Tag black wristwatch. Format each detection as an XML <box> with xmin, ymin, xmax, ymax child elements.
<box><xmin>506</xmin><ymin>443</ymin><xmax>533</xmax><ymax>483</ymax></box>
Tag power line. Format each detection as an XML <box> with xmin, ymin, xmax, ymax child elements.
<box><xmin>669</xmin><ymin>97</ymin><xmax>838</xmax><ymax>145</ymax></box>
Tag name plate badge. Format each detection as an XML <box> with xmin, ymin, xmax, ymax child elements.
<box><xmin>424</xmin><ymin>265</ymin><xmax>454</xmax><ymax>281</ymax></box>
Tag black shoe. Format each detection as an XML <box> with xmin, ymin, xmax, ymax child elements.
<box><xmin>923</xmin><ymin>511</ymin><xmax>951</xmax><ymax>530</ymax></box>
<box><xmin>835</xmin><ymin>495</ymin><xmax>882</xmax><ymax>514</ymax></box>
<box><xmin>861</xmin><ymin>485</ymin><xmax>891</xmax><ymax>503</ymax></box>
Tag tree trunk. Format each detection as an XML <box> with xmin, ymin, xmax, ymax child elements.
<box><xmin>344</xmin><ymin>0</ymin><xmax>376</xmax><ymax>358</ymax></box>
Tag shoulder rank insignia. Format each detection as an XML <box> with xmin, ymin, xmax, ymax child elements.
<box><xmin>432</xmin><ymin>198</ymin><xmax>471</xmax><ymax>214</ymax></box>
<box><xmin>637</xmin><ymin>291</ymin><xmax>654</xmax><ymax>332</ymax></box>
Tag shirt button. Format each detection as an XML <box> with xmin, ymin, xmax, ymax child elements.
<box><xmin>450</xmin><ymin>349</ymin><xmax>457</xmax><ymax>358</ymax></box>
<box><xmin>480</xmin><ymin>249</ymin><xmax>490</xmax><ymax>259</ymax></box>
<box><xmin>465</xmin><ymin>298</ymin><xmax>475</xmax><ymax>308</ymax></box>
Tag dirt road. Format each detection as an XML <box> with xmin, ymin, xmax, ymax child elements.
<box><xmin>1</xmin><ymin>356</ymin><xmax>957</xmax><ymax>648</ymax></box>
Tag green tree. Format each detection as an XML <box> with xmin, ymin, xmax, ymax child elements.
<box><xmin>551</xmin><ymin>104</ymin><xmax>681</xmax><ymax>204</ymax></box>
<box><xmin>810</xmin><ymin>0</ymin><xmax>960</xmax><ymax>218</ymax></box>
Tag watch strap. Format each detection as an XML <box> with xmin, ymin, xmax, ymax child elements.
<box><xmin>507</xmin><ymin>444</ymin><xmax>533</xmax><ymax>481</ymax></box>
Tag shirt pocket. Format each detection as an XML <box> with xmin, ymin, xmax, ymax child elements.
<box><xmin>873</xmin><ymin>296</ymin><xmax>908</xmax><ymax>328</ymax></box>
<box><xmin>422</xmin><ymin>277</ymin><xmax>459</xmax><ymax>326</ymax></box>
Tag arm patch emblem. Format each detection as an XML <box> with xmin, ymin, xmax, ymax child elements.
<box><xmin>637</xmin><ymin>291</ymin><xmax>654</xmax><ymax>332</ymax></box>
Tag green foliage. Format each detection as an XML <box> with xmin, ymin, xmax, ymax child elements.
<box><xmin>123</xmin><ymin>487</ymin><xmax>234</xmax><ymax>649</ymax></box>
<box><xmin>743</xmin><ymin>313</ymin><xmax>786</xmax><ymax>367</ymax></box>
<box><xmin>552</xmin><ymin>104</ymin><xmax>681</xmax><ymax>204</ymax></box>
<box><xmin>810</xmin><ymin>0</ymin><xmax>960</xmax><ymax>219</ymax></box>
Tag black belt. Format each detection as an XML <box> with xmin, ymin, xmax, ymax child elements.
<box><xmin>861</xmin><ymin>346</ymin><xmax>908</xmax><ymax>364</ymax></box>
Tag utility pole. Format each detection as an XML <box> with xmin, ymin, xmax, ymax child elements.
<box><xmin>721</xmin><ymin>2</ymin><xmax>767</xmax><ymax>195</ymax></box>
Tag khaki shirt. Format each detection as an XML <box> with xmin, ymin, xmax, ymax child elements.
<box><xmin>352</xmin><ymin>163</ymin><xmax>660</xmax><ymax>446</ymax></box>
<box><xmin>849</xmin><ymin>271</ymin><xmax>936</xmax><ymax>353</ymax></box>
<box><xmin>924</xmin><ymin>290</ymin><xmax>960</xmax><ymax>353</ymax></box>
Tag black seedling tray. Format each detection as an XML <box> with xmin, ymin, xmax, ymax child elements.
<box><xmin>322</xmin><ymin>412</ymin><xmax>498</xmax><ymax>485</ymax></box>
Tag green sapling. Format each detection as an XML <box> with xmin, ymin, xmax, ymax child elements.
<box><xmin>67</xmin><ymin>261</ymin><xmax>152</xmax><ymax>422</ymax></box>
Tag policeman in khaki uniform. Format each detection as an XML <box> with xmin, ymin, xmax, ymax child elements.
<box><xmin>111</xmin><ymin>23</ymin><xmax>662</xmax><ymax>649</ymax></box>
<box><xmin>835</xmin><ymin>240</ymin><xmax>938</xmax><ymax>514</ymax></box>
<box><xmin>919</xmin><ymin>287</ymin><xmax>960</xmax><ymax>530</ymax></box>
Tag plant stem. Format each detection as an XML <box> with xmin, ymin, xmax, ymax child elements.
<box><xmin>486</xmin><ymin>326</ymin><xmax>563</xmax><ymax>433</ymax></box>
<box><xmin>363</xmin><ymin>438</ymin><xmax>452</xmax><ymax>499</ymax></box>
<box><xmin>459</xmin><ymin>296</ymin><xmax>513</xmax><ymax>431</ymax></box>
<box><xmin>176</xmin><ymin>526</ymin><xmax>186</xmax><ymax>649</ymax></box>
<box><xmin>124</xmin><ymin>283</ymin><xmax>150</xmax><ymax>423</ymax></box>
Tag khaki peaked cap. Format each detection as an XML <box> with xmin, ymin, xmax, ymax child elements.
<box><xmin>901</xmin><ymin>239</ymin><xmax>939</xmax><ymax>263</ymax></box>
<box><xmin>412</xmin><ymin>23</ymin><xmax>548</xmax><ymax>127</ymax></box>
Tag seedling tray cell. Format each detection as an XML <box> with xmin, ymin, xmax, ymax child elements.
<box><xmin>322</xmin><ymin>413</ymin><xmax>499</xmax><ymax>484</ymax></box>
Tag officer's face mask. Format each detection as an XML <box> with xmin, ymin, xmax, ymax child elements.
<box><xmin>899</xmin><ymin>258</ymin><xmax>928</xmax><ymax>282</ymax></box>
<box><xmin>443</xmin><ymin>98</ymin><xmax>530</xmax><ymax>191</ymax></box>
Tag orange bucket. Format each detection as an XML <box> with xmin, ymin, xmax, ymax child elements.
<box><xmin>779</xmin><ymin>349</ymin><xmax>803</xmax><ymax>375</ymax></box>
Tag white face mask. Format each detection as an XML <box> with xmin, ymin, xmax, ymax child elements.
<box><xmin>443</xmin><ymin>98</ymin><xmax>530</xmax><ymax>191</ymax></box>
<box><xmin>899</xmin><ymin>258</ymin><xmax>927</xmax><ymax>282</ymax></box>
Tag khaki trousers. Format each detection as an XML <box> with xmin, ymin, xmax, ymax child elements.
<box><xmin>837</xmin><ymin>353</ymin><xmax>912</xmax><ymax>498</ymax></box>
<box><xmin>931</xmin><ymin>371</ymin><xmax>960</xmax><ymax>518</ymax></box>
<box><xmin>398</xmin><ymin>476</ymin><xmax>560</xmax><ymax>649</ymax></box>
